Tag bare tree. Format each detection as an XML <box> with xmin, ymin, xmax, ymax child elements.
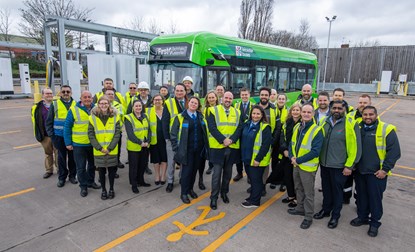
<box><xmin>269</xmin><ymin>19</ymin><xmax>318</xmax><ymax>52</ymax></box>
<box><xmin>238</xmin><ymin>0</ymin><xmax>274</xmax><ymax>43</ymax></box>
<box><xmin>0</xmin><ymin>8</ymin><xmax>13</xmax><ymax>42</ymax></box>
<box><xmin>353</xmin><ymin>39</ymin><xmax>381</xmax><ymax>47</ymax></box>
<box><xmin>19</xmin><ymin>0</ymin><xmax>93</xmax><ymax>46</ymax></box>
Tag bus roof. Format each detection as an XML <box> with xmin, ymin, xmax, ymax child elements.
<box><xmin>149</xmin><ymin>31</ymin><xmax>317</xmax><ymax>66</ymax></box>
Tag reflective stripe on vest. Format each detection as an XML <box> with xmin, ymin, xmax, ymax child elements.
<box><xmin>89</xmin><ymin>114</ymin><xmax>119</xmax><ymax>156</ymax></box>
<box><xmin>146</xmin><ymin>107</ymin><xmax>158</xmax><ymax>145</ymax></box>
<box><xmin>251</xmin><ymin>123</ymin><xmax>271</xmax><ymax>166</ymax></box>
<box><xmin>165</xmin><ymin>98</ymin><xmax>179</xmax><ymax>131</ymax></box>
<box><xmin>71</xmin><ymin>106</ymin><xmax>90</xmax><ymax>144</ymax></box>
<box><xmin>125</xmin><ymin>114</ymin><xmax>149</xmax><ymax>152</ymax></box>
<box><xmin>376</xmin><ymin>121</ymin><xmax>396</xmax><ymax>174</ymax></box>
<box><xmin>53</xmin><ymin>100</ymin><xmax>75</xmax><ymax>132</ymax></box>
<box><xmin>291</xmin><ymin>123</ymin><xmax>320</xmax><ymax>172</ymax></box>
<box><xmin>208</xmin><ymin>105</ymin><xmax>240</xmax><ymax>149</ymax></box>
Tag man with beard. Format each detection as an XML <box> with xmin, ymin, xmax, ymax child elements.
<box><xmin>314</xmin><ymin>91</ymin><xmax>330</xmax><ymax>126</ymax></box>
<box><xmin>257</xmin><ymin>87</ymin><xmax>282</xmax><ymax>194</ymax></box>
<box><xmin>332</xmin><ymin>88</ymin><xmax>354</xmax><ymax>113</ymax></box>
<box><xmin>314</xmin><ymin>100</ymin><xmax>361</xmax><ymax>229</ymax></box>
<box><xmin>207</xmin><ymin>91</ymin><xmax>242</xmax><ymax>210</ymax></box>
<box><xmin>295</xmin><ymin>84</ymin><xmax>317</xmax><ymax>109</ymax></box>
<box><xmin>347</xmin><ymin>94</ymin><xmax>372</xmax><ymax>124</ymax></box>
<box><xmin>350</xmin><ymin>106</ymin><xmax>400</xmax><ymax>237</ymax></box>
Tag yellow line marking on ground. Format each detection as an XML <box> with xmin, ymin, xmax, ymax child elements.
<box><xmin>201</xmin><ymin>191</ymin><xmax>285</xmax><ymax>252</ymax></box>
<box><xmin>395</xmin><ymin>165</ymin><xmax>415</xmax><ymax>171</ymax></box>
<box><xmin>0</xmin><ymin>130</ymin><xmax>21</xmax><ymax>135</ymax></box>
<box><xmin>94</xmin><ymin>191</ymin><xmax>212</xmax><ymax>252</ymax></box>
<box><xmin>167</xmin><ymin>206</ymin><xmax>226</xmax><ymax>242</ymax></box>
<box><xmin>390</xmin><ymin>173</ymin><xmax>415</xmax><ymax>181</ymax></box>
<box><xmin>13</xmin><ymin>143</ymin><xmax>41</xmax><ymax>150</ymax></box>
<box><xmin>11</xmin><ymin>114</ymin><xmax>30</xmax><ymax>118</ymax></box>
<box><xmin>94</xmin><ymin>178</ymin><xmax>241</xmax><ymax>251</ymax></box>
<box><xmin>373</xmin><ymin>99</ymin><xmax>388</xmax><ymax>107</ymax></box>
<box><xmin>0</xmin><ymin>105</ymin><xmax>31</xmax><ymax>110</ymax></box>
<box><xmin>0</xmin><ymin>188</ymin><xmax>35</xmax><ymax>200</ymax></box>
<box><xmin>379</xmin><ymin>100</ymin><xmax>400</xmax><ymax>117</ymax></box>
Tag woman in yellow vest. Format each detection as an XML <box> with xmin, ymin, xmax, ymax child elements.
<box><xmin>240</xmin><ymin>105</ymin><xmax>272</xmax><ymax>208</ymax></box>
<box><xmin>147</xmin><ymin>94</ymin><xmax>167</xmax><ymax>185</ymax></box>
<box><xmin>279</xmin><ymin>103</ymin><xmax>302</xmax><ymax>208</ymax></box>
<box><xmin>88</xmin><ymin>96</ymin><xmax>121</xmax><ymax>200</ymax></box>
<box><xmin>125</xmin><ymin>100</ymin><xmax>151</xmax><ymax>194</ymax></box>
<box><xmin>170</xmin><ymin>97</ymin><xmax>209</xmax><ymax>204</ymax></box>
<box><xmin>203</xmin><ymin>91</ymin><xmax>219</xmax><ymax>177</ymax></box>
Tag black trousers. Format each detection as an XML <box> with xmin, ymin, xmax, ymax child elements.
<box><xmin>128</xmin><ymin>149</ymin><xmax>149</xmax><ymax>187</ymax></box>
<box><xmin>321</xmin><ymin>165</ymin><xmax>348</xmax><ymax>219</ymax></box>
<box><xmin>355</xmin><ymin>172</ymin><xmax>387</xmax><ymax>228</ymax></box>
<box><xmin>343</xmin><ymin>173</ymin><xmax>354</xmax><ymax>200</ymax></box>
<box><xmin>210</xmin><ymin>148</ymin><xmax>233</xmax><ymax>200</ymax></box>
<box><xmin>180</xmin><ymin>149</ymin><xmax>203</xmax><ymax>195</ymax></box>
<box><xmin>266</xmin><ymin>149</ymin><xmax>284</xmax><ymax>185</ymax></box>
<box><xmin>98</xmin><ymin>166</ymin><xmax>117</xmax><ymax>191</ymax></box>
<box><xmin>236</xmin><ymin>161</ymin><xmax>247</xmax><ymax>175</ymax></box>
<box><xmin>53</xmin><ymin>135</ymin><xmax>76</xmax><ymax>181</ymax></box>
<box><xmin>198</xmin><ymin>158</ymin><xmax>206</xmax><ymax>182</ymax></box>
<box><xmin>246</xmin><ymin>165</ymin><xmax>266</xmax><ymax>206</ymax></box>
<box><xmin>281</xmin><ymin>157</ymin><xmax>295</xmax><ymax>198</ymax></box>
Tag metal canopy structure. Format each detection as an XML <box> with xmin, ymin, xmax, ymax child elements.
<box><xmin>43</xmin><ymin>16</ymin><xmax>158</xmax><ymax>90</ymax></box>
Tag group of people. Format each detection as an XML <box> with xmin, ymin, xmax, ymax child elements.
<box><xmin>31</xmin><ymin>78</ymin><xmax>400</xmax><ymax>237</ymax></box>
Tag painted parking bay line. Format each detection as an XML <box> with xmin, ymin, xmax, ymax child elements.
<box><xmin>93</xmin><ymin>191</ymin><xmax>212</xmax><ymax>252</ymax></box>
<box><xmin>0</xmin><ymin>187</ymin><xmax>35</xmax><ymax>200</ymax></box>
<box><xmin>390</xmin><ymin>173</ymin><xmax>415</xmax><ymax>181</ymax></box>
<box><xmin>13</xmin><ymin>143</ymin><xmax>41</xmax><ymax>150</ymax></box>
<box><xmin>201</xmin><ymin>191</ymin><xmax>285</xmax><ymax>252</ymax></box>
<box><xmin>0</xmin><ymin>130</ymin><xmax>22</xmax><ymax>135</ymax></box>
<box><xmin>395</xmin><ymin>165</ymin><xmax>415</xmax><ymax>171</ymax></box>
<box><xmin>379</xmin><ymin>99</ymin><xmax>400</xmax><ymax>117</ymax></box>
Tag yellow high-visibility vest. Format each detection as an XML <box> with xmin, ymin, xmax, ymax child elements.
<box><xmin>208</xmin><ymin>105</ymin><xmax>240</xmax><ymax>149</ymax></box>
<box><xmin>165</xmin><ymin>97</ymin><xmax>180</xmax><ymax>131</ymax></box>
<box><xmin>71</xmin><ymin>106</ymin><xmax>90</xmax><ymax>144</ymax></box>
<box><xmin>277</xmin><ymin>105</ymin><xmax>288</xmax><ymax>124</ymax></box>
<box><xmin>250</xmin><ymin>122</ymin><xmax>272</xmax><ymax>166</ymax></box>
<box><xmin>376</xmin><ymin>121</ymin><xmax>396</xmax><ymax>175</ymax></box>
<box><xmin>124</xmin><ymin>113</ymin><xmax>149</xmax><ymax>152</ymax></box>
<box><xmin>89</xmin><ymin>114</ymin><xmax>119</xmax><ymax>156</ymax></box>
<box><xmin>320</xmin><ymin>116</ymin><xmax>358</xmax><ymax>167</ymax></box>
<box><xmin>291</xmin><ymin>122</ymin><xmax>321</xmax><ymax>172</ymax></box>
<box><xmin>146</xmin><ymin>107</ymin><xmax>158</xmax><ymax>145</ymax></box>
<box><xmin>53</xmin><ymin>99</ymin><xmax>76</xmax><ymax>132</ymax></box>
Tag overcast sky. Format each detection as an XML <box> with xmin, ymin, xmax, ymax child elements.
<box><xmin>2</xmin><ymin>0</ymin><xmax>415</xmax><ymax>48</ymax></box>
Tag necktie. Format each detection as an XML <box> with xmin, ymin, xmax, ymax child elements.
<box><xmin>225</xmin><ymin>109</ymin><xmax>229</xmax><ymax>117</ymax></box>
<box><xmin>180</xmin><ymin>100</ymin><xmax>185</xmax><ymax>109</ymax></box>
<box><xmin>191</xmin><ymin>114</ymin><xmax>196</xmax><ymax>120</ymax></box>
<box><xmin>243</xmin><ymin>103</ymin><xmax>247</xmax><ymax>113</ymax></box>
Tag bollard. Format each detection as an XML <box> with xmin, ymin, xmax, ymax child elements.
<box><xmin>377</xmin><ymin>81</ymin><xmax>381</xmax><ymax>95</ymax></box>
<box><xmin>404</xmin><ymin>82</ymin><xmax>408</xmax><ymax>96</ymax></box>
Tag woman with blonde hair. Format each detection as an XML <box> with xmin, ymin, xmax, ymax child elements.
<box><xmin>88</xmin><ymin>95</ymin><xmax>121</xmax><ymax>200</ymax></box>
<box><xmin>203</xmin><ymin>90</ymin><xmax>219</xmax><ymax>179</ymax></box>
<box><xmin>279</xmin><ymin>103</ymin><xmax>302</xmax><ymax>207</ymax></box>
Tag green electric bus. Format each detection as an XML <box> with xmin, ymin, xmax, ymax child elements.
<box><xmin>148</xmin><ymin>31</ymin><xmax>318</xmax><ymax>104</ymax></box>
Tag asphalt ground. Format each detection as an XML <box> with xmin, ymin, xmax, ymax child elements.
<box><xmin>0</xmin><ymin>93</ymin><xmax>414</xmax><ymax>252</ymax></box>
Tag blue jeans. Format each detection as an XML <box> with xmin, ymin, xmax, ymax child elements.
<box><xmin>73</xmin><ymin>146</ymin><xmax>95</xmax><ymax>189</ymax></box>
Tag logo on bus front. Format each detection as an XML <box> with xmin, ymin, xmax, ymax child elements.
<box><xmin>235</xmin><ymin>45</ymin><xmax>255</xmax><ymax>58</ymax></box>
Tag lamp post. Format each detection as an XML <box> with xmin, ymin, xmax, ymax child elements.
<box><xmin>322</xmin><ymin>15</ymin><xmax>337</xmax><ymax>91</ymax></box>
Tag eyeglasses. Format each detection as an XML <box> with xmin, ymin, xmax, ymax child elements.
<box><xmin>129</xmin><ymin>87</ymin><xmax>137</xmax><ymax>89</ymax></box>
<box><xmin>61</xmin><ymin>90</ymin><xmax>71</xmax><ymax>94</ymax></box>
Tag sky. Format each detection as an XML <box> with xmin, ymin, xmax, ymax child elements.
<box><xmin>2</xmin><ymin>0</ymin><xmax>415</xmax><ymax>48</ymax></box>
